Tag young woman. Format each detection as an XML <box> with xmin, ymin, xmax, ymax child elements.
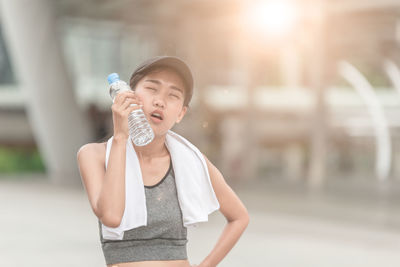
<box><xmin>77</xmin><ymin>56</ymin><xmax>250</xmax><ymax>267</ymax></box>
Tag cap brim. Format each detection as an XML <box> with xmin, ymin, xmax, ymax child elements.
<box><xmin>134</xmin><ymin>56</ymin><xmax>193</xmax><ymax>96</ymax></box>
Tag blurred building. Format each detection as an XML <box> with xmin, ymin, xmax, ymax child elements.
<box><xmin>1</xmin><ymin>0</ymin><xmax>400</xmax><ymax>186</ymax></box>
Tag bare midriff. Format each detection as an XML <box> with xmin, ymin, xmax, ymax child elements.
<box><xmin>107</xmin><ymin>259</ymin><xmax>191</xmax><ymax>267</ymax></box>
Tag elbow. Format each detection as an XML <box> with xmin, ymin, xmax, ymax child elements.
<box><xmin>240</xmin><ymin>211</ymin><xmax>250</xmax><ymax>227</ymax></box>
<box><xmin>244</xmin><ymin>213</ymin><xmax>250</xmax><ymax>226</ymax></box>
<box><xmin>95</xmin><ymin>201</ymin><xmax>123</xmax><ymax>228</ymax></box>
<box><xmin>99</xmin><ymin>213</ymin><xmax>123</xmax><ymax>228</ymax></box>
<box><xmin>228</xmin><ymin>211</ymin><xmax>250</xmax><ymax>227</ymax></box>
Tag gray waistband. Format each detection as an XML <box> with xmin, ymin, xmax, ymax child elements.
<box><xmin>101</xmin><ymin>238</ymin><xmax>188</xmax><ymax>265</ymax></box>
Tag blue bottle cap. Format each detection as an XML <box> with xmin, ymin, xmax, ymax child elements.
<box><xmin>107</xmin><ymin>73</ymin><xmax>120</xmax><ymax>84</ymax></box>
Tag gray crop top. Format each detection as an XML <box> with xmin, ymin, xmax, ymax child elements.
<box><xmin>97</xmin><ymin>160</ymin><xmax>188</xmax><ymax>265</ymax></box>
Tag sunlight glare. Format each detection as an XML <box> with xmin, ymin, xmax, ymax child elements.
<box><xmin>244</xmin><ymin>0</ymin><xmax>298</xmax><ymax>37</ymax></box>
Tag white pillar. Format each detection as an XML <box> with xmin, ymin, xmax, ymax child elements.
<box><xmin>307</xmin><ymin>0</ymin><xmax>328</xmax><ymax>188</ymax></box>
<box><xmin>0</xmin><ymin>0</ymin><xmax>94</xmax><ymax>185</ymax></box>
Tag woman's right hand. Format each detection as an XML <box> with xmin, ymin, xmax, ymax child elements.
<box><xmin>111</xmin><ymin>90</ymin><xmax>143</xmax><ymax>140</ymax></box>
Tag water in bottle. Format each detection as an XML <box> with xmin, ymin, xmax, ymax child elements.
<box><xmin>107</xmin><ymin>73</ymin><xmax>154</xmax><ymax>146</ymax></box>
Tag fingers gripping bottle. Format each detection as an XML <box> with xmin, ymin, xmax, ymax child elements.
<box><xmin>107</xmin><ymin>73</ymin><xmax>154</xmax><ymax>146</ymax></box>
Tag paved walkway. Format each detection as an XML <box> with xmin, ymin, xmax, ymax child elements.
<box><xmin>0</xmin><ymin>175</ymin><xmax>399</xmax><ymax>267</ymax></box>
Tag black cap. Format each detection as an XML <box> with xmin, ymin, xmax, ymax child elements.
<box><xmin>129</xmin><ymin>56</ymin><xmax>194</xmax><ymax>106</ymax></box>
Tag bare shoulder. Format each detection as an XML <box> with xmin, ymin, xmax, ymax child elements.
<box><xmin>77</xmin><ymin>142</ymin><xmax>107</xmax><ymax>155</ymax></box>
<box><xmin>201</xmin><ymin>152</ymin><xmax>228</xmax><ymax>189</ymax></box>
<box><xmin>76</xmin><ymin>142</ymin><xmax>108</xmax><ymax>218</ymax></box>
<box><xmin>78</xmin><ymin>141</ymin><xmax>107</xmax><ymax>151</ymax></box>
<box><xmin>201</xmin><ymin>152</ymin><xmax>250</xmax><ymax>223</ymax></box>
<box><xmin>77</xmin><ymin>142</ymin><xmax>107</xmax><ymax>168</ymax></box>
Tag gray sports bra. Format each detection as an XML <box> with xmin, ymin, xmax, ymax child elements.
<box><xmin>98</xmin><ymin>160</ymin><xmax>188</xmax><ymax>265</ymax></box>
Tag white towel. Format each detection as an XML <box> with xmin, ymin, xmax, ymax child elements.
<box><xmin>102</xmin><ymin>129</ymin><xmax>220</xmax><ymax>240</ymax></box>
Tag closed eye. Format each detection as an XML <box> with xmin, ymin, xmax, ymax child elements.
<box><xmin>146</xmin><ymin>87</ymin><xmax>179</xmax><ymax>99</ymax></box>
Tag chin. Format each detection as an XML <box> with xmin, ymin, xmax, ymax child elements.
<box><xmin>152</xmin><ymin>127</ymin><xmax>169</xmax><ymax>137</ymax></box>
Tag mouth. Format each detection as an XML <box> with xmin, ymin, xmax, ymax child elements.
<box><xmin>150</xmin><ymin>115</ymin><xmax>162</xmax><ymax>123</ymax></box>
<box><xmin>150</xmin><ymin>111</ymin><xmax>163</xmax><ymax>123</ymax></box>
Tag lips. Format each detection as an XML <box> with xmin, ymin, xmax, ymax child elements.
<box><xmin>150</xmin><ymin>115</ymin><xmax>163</xmax><ymax>123</ymax></box>
<box><xmin>150</xmin><ymin>109</ymin><xmax>164</xmax><ymax>120</ymax></box>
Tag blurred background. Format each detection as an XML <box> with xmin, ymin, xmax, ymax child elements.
<box><xmin>0</xmin><ymin>0</ymin><xmax>400</xmax><ymax>266</ymax></box>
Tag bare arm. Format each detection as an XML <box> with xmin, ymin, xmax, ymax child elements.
<box><xmin>96</xmin><ymin>136</ymin><xmax>127</xmax><ymax>227</ymax></box>
<box><xmin>77</xmin><ymin>136</ymin><xmax>127</xmax><ymax>227</ymax></box>
<box><xmin>76</xmin><ymin>90</ymin><xmax>143</xmax><ymax>227</ymax></box>
<box><xmin>196</xmin><ymin>153</ymin><xmax>250</xmax><ymax>267</ymax></box>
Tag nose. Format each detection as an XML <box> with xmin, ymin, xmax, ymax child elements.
<box><xmin>153</xmin><ymin>96</ymin><xmax>166</xmax><ymax>109</ymax></box>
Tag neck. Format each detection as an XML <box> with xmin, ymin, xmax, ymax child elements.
<box><xmin>132</xmin><ymin>134</ymin><xmax>169</xmax><ymax>162</ymax></box>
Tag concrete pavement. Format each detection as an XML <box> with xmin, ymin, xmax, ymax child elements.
<box><xmin>0</xmin><ymin>174</ymin><xmax>399</xmax><ymax>267</ymax></box>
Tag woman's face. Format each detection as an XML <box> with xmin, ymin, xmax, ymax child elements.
<box><xmin>133</xmin><ymin>68</ymin><xmax>188</xmax><ymax>136</ymax></box>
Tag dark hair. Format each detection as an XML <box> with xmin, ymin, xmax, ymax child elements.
<box><xmin>129</xmin><ymin>65</ymin><xmax>191</xmax><ymax>108</ymax></box>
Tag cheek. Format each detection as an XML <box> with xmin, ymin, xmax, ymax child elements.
<box><xmin>171</xmin><ymin>108</ymin><xmax>183</xmax><ymax>120</ymax></box>
<box><xmin>133</xmin><ymin>90</ymin><xmax>147</xmax><ymax>102</ymax></box>
<box><xmin>134</xmin><ymin>86</ymin><xmax>146</xmax><ymax>96</ymax></box>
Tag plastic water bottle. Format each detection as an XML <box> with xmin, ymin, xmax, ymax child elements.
<box><xmin>107</xmin><ymin>73</ymin><xmax>154</xmax><ymax>146</ymax></box>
